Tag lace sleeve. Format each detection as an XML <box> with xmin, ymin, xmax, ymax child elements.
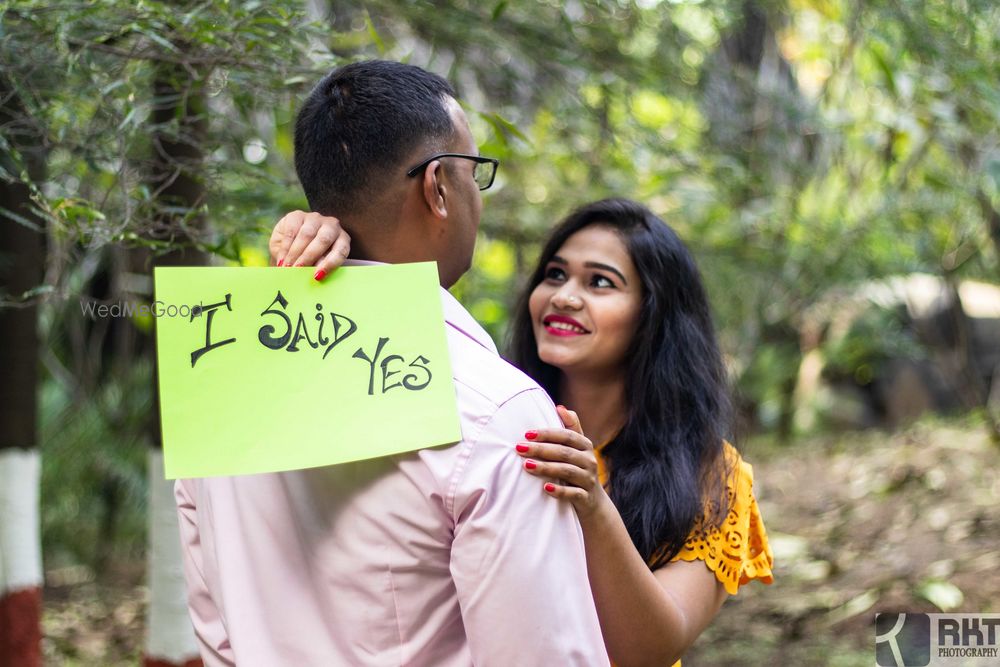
<box><xmin>671</xmin><ymin>448</ymin><xmax>774</xmax><ymax>595</ymax></box>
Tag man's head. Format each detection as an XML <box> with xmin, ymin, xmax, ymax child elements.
<box><xmin>294</xmin><ymin>60</ymin><xmax>485</xmax><ymax>287</ymax></box>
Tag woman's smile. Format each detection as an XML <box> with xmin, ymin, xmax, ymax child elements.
<box><xmin>542</xmin><ymin>314</ymin><xmax>591</xmax><ymax>336</ymax></box>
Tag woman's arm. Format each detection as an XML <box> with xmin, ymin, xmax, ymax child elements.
<box><xmin>580</xmin><ymin>492</ymin><xmax>727</xmax><ymax>666</ymax></box>
<box><xmin>517</xmin><ymin>408</ymin><xmax>728</xmax><ymax>667</ymax></box>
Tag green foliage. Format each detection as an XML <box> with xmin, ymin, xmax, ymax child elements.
<box><xmin>2</xmin><ymin>0</ymin><xmax>332</xmax><ymax>258</ymax></box>
<box><xmin>39</xmin><ymin>361</ymin><xmax>153</xmax><ymax>569</ymax></box>
<box><xmin>823</xmin><ymin>306</ymin><xmax>925</xmax><ymax>385</ymax></box>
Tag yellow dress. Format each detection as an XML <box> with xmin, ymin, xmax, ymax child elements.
<box><xmin>594</xmin><ymin>442</ymin><xmax>774</xmax><ymax>666</ymax></box>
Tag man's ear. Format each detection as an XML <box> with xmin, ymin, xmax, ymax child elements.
<box><xmin>421</xmin><ymin>160</ymin><xmax>448</xmax><ymax>220</ymax></box>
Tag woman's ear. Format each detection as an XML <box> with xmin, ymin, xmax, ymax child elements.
<box><xmin>421</xmin><ymin>160</ymin><xmax>448</xmax><ymax>219</ymax></box>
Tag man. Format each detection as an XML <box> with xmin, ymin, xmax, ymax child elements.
<box><xmin>175</xmin><ymin>60</ymin><xmax>609</xmax><ymax>666</ymax></box>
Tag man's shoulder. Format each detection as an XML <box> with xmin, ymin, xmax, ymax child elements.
<box><xmin>445</xmin><ymin>323</ymin><xmax>547</xmax><ymax>410</ymax></box>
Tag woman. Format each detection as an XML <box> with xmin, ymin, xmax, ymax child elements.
<box><xmin>269</xmin><ymin>198</ymin><xmax>773</xmax><ymax>666</ymax></box>
<box><xmin>506</xmin><ymin>198</ymin><xmax>772</xmax><ymax>666</ymax></box>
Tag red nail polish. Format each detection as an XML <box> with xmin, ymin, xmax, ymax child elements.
<box><xmin>276</xmin><ymin>259</ymin><xmax>284</xmax><ymax>267</ymax></box>
<box><xmin>314</xmin><ymin>268</ymin><xmax>326</xmax><ymax>281</ymax></box>
<box><xmin>544</xmin><ymin>483</ymin><xmax>556</xmax><ymax>493</ymax></box>
<box><xmin>515</xmin><ymin>444</ymin><xmax>530</xmax><ymax>453</ymax></box>
<box><xmin>525</xmin><ymin>431</ymin><xmax>538</xmax><ymax>440</ymax></box>
<box><xmin>525</xmin><ymin>460</ymin><xmax>537</xmax><ymax>470</ymax></box>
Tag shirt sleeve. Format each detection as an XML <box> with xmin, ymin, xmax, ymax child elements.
<box><xmin>174</xmin><ymin>480</ymin><xmax>234</xmax><ymax>666</ymax></box>
<box><xmin>447</xmin><ymin>388</ymin><xmax>610</xmax><ymax>666</ymax></box>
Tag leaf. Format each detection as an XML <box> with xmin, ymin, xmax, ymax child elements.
<box><xmin>827</xmin><ymin>589</ymin><xmax>879</xmax><ymax>625</ymax></box>
<box><xmin>767</xmin><ymin>532</ymin><xmax>810</xmax><ymax>561</ymax></box>
<box><xmin>917</xmin><ymin>580</ymin><xmax>964</xmax><ymax>612</ymax></box>
<box><xmin>0</xmin><ymin>206</ymin><xmax>45</xmax><ymax>232</ymax></box>
<box><xmin>492</xmin><ymin>1</ymin><xmax>508</xmax><ymax>21</ymax></box>
<box><xmin>15</xmin><ymin>284</ymin><xmax>55</xmax><ymax>302</ymax></box>
<box><xmin>869</xmin><ymin>42</ymin><xmax>897</xmax><ymax>98</ymax></box>
<box><xmin>136</xmin><ymin>27</ymin><xmax>179</xmax><ymax>53</ymax></box>
<box><xmin>478</xmin><ymin>111</ymin><xmax>532</xmax><ymax>147</ymax></box>
<box><xmin>364</xmin><ymin>10</ymin><xmax>386</xmax><ymax>55</ymax></box>
<box><xmin>117</xmin><ymin>105</ymin><xmax>141</xmax><ymax>132</ymax></box>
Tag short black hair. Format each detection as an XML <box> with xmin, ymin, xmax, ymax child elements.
<box><xmin>294</xmin><ymin>60</ymin><xmax>457</xmax><ymax>217</ymax></box>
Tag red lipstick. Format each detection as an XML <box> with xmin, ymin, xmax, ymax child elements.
<box><xmin>542</xmin><ymin>314</ymin><xmax>590</xmax><ymax>336</ymax></box>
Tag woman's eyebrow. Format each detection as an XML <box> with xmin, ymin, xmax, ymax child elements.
<box><xmin>549</xmin><ymin>256</ymin><xmax>628</xmax><ymax>285</ymax></box>
<box><xmin>585</xmin><ymin>262</ymin><xmax>628</xmax><ymax>285</ymax></box>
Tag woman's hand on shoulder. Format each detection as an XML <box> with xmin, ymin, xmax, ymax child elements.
<box><xmin>269</xmin><ymin>210</ymin><xmax>351</xmax><ymax>280</ymax></box>
<box><xmin>514</xmin><ymin>405</ymin><xmax>608</xmax><ymax>522</ymax></box>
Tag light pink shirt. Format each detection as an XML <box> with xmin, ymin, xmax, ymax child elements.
<box><xmin>175</xmin><ymin>282</ymin><xmax>609</xmax><ymax>666</ymax></box>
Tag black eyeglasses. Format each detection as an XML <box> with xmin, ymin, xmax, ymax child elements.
<box><xmin>406</xmin><ymin>153</ymin><xmax>500</xmax><ymax>191</ymax></box>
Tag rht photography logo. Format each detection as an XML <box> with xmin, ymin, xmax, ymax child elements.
<box><xmin>876</xmin><ymin>613</ymin><xmax>1000</xmax><ymax>666</ymax></box>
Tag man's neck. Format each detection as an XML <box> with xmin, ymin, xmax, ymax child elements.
<box><xmin>346</xmin><ymin>207</ymin><xmax>436</xmax><ymax>267</ymax></box>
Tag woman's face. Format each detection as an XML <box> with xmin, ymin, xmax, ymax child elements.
<box><xmin>528</xmin><ymin>224</ymin><xmax>643</xmax><ymax>380</ymax></box>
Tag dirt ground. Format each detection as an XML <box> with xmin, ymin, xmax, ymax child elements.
<box><xmin>41</xmin><ymin>422</ymin><xmax>1000</xmax><ymax>666</ymax></box>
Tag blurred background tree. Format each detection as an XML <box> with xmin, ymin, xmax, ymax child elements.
<box><xmin>0</xmin><ymin>0</ymin><xmax>998</xmax><ymax>664</ymax></box>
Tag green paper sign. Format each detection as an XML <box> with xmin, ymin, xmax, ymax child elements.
<box><xmin>153</xmin><ymin>263</ymin><xmax>460</xmax><ymax>479</ymax></box>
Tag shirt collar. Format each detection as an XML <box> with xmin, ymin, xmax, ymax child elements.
<box><xmin>436</xmin><ymin>288</ymin><xmax>499</xmax><ymax>355</ymax></box>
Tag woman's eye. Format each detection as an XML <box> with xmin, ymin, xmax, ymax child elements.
<box><xmin>544</xmin><ymin>267</ymin><xmax>566</xmax><ymax>281</ymax></box>
<box><xmin>591</xmin><ymin>275</ymin><xmax>614</xmax><ymax>288</ymax></box>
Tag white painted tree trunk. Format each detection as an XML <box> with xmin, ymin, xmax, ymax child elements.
<box><xmin>0</xmin><ymin>448</ymin><xmax>43</xmax><ymax>666</ymax></box>
<box><xmin>144</xmin><ymin>450</ymin><xmax>201</xmax><ymax>667</ymax></box>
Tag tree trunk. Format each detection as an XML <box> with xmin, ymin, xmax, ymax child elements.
<box><xmin>0</xmin><ymin>73</ymin><xmax>46</xmax><ymax>667</ymax></box>
<box><xmin>943</xmin><ymin>281</ymin><xmax>1000</xmax><ymax>443</ymax></box>
<box><xmin>762</xmin><ymin>320</ymin><xmax>802</xmax><ymax>444</ymax></box>
<box><xmin>140</xmin><ymin>59</ymin><xmax>208</xmax><ymax>667</ymax></box>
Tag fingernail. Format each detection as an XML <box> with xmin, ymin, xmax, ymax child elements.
<box><xmin>276</xmin><ymin>259</ymin><xmax>284</xmax><ymax>267</ymax></box>
<box><xmin>556</xmin><ymin>405</ymin><xmax>565</xmax><ymax>411</ymax></box>
<box><xmin>314</xmin><ymin>268</ymin><xmax>327</xmax><ymax>282</ymax></box>
<box><xmin>525</xmin><ymin>431</ymin><xmax>538</xmax><ymax>440</ymax></box>
<box><xmin>515</xmin><ymin>444</ymin><xmax>530</xmax><ymax>453</ymax></box>
<box><xmin>544</xmin><ymin>483</ymin><xmax>556</xmax><ymax>493</ymax></box>
<box><xmin>524</xmin><ymin>460</ymin><xmax>537</xmax><ymax>470</ymax></box>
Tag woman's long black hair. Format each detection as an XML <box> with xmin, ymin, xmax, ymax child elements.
<box><xmin>508</xmin><ymin>198</ymin><xmax>732</xmax><ymax>570</ymax></box>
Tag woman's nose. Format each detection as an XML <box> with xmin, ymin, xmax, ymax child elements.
<box><xmin>551</xmin><ymin>287</ymin><xmax>583</xmax><ymax>310</ymax></box>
